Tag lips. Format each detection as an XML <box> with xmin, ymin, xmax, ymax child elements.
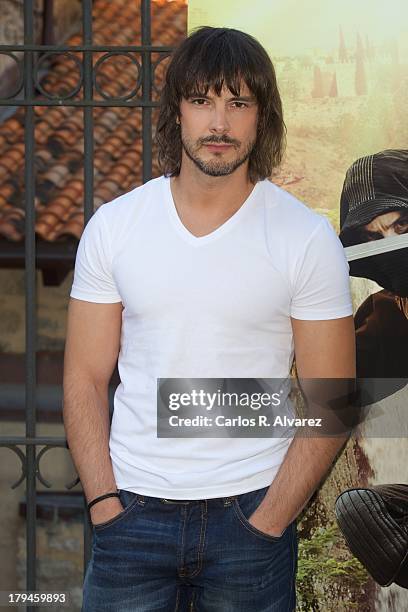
<box><xmin>204</xmin><ymin>143</ymin><xmax>233</xmax><ymax>152</ymax></box>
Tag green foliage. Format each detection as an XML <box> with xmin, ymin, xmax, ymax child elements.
<box><xmin>296</xmin><ymin>523</ymin><xmax>369</xmax><ymax>611</ymax></box>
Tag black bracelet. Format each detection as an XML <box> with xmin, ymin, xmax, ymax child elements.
<box><xmin>87</xmin><ymin>491</ymin><xmax>120</xmax><ymax>512</ymax></box>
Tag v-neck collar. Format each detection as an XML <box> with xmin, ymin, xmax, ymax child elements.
<box><xmin>163</xmin><ymin>176</ymin><xmax>260</xmax><ymax>246</ymax></box>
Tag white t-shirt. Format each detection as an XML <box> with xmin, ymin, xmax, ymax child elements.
<box><xmin>70</xmin><ymin>175</ymin><xmax>353</xmax><ymax>499</ymax></box>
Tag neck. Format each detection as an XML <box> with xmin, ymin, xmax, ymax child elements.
<box><xmin>171</xmin><ymin>154</ymin><xmax>256</xmax><ymax>211</ymax></box>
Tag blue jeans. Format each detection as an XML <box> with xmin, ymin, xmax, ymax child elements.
<box><xmin>82</xmin><ymin>486</ymin><xmax>298</xmax><ymax>611</ymax></box>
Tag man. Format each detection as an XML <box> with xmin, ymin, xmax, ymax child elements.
<box><xmin>336</xmin><ymin>149</ymin><xmax>408</xmax><ymax>591</ymax></box>
<box><xmin>339</xmin><ymin>149</ymin><xmax>408</xmax><ymax>301</ymax></box>
<box><xmin>339</xmin><ymin>150</ymin><xmax>408</xmax><ymax>383</ymax></box>
<box><xmin>339</xmin><ymin>150</ymin><xmax>408</xmax><ymax>247</ymax></box>
<box><xmin>64</xmin><ymin>27</ymin><xmax>355</xmax><ymax>611</ymax></box>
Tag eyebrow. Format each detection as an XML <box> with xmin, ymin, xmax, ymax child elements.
<box><xmin>229</xmin><ymin>95</ymin><xmax>256</xmax><ymax>102</ymax></box>
<box><xmin>188</xmin><ymin>93</ymin><xmax>256</xmax><ymax>103</ymax></box>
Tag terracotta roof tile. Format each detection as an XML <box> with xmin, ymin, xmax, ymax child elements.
<box><xmin>0</xmin><ymin>0</ymin><xmax>187</xmax><ymax>243</ymax></box>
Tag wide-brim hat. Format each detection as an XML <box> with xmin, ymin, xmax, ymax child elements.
<box><xmin>339</xmin><ymin>149</ymin><xmax>408</xmax><ymax>247</ymax></box>
<box><xmin>335</xmin><ymin>487</ymin><xmax>408</xmax><ymax>588</ymax></box>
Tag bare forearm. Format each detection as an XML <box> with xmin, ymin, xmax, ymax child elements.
<box><xmin>252</xmin><ymin>433</ymin><xmax>348</xmax><ymax>533</ymax></box>
<box><xmin>63</xmin><ymin>378</ymin><xmax>117</xmax><ymax>504</ymax></box>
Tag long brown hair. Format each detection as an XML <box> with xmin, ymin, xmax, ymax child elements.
<box><xmin>156</xmin><ymin>27</ymin><xmax>286</xmax><ymax>182</ymax></box>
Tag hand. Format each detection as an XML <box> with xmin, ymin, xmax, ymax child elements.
<box><xmin>248</xmin><ymin>508</ymin><xmax>286</xmax><ymax>538</ymax></box>
<box><xmin>90</xmin><ymin>497</ymin><xmax>124</xmax><ymax>526</ymax></box>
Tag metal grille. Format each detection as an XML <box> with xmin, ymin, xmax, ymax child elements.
<box><xmin>0</xmin><ymin>0</ymin><xmax>175</xmax><ymax>604</ymax></box>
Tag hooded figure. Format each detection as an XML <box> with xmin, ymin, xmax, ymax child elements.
<box><xmin>339</xmin><ymin>149</ymin><xmax>408</xmax><ymax>384</ymax></box>
<box><xmin>335</xmin><ymin>149</ymin><xmax>408</xmax><ymax>590</ymax></box>
<box><xmin>339</xmin><ymin>149</ymin><xmax>408</xmax><ymax>297</ymax></box>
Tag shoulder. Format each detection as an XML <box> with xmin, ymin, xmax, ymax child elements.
<box><xmin>95</xmin><ymin>176</ymin><xmax>164</xmax><ymax>226</ymax></box>
<box><xmin>261</xmin><ymin>179</ymin><xmax>335</xmax><ymax>247</ymax></box>
<box><xmin>87</xmin><ymin>176</ymin><xmax>165</xmax><ymax>250</ymax></box>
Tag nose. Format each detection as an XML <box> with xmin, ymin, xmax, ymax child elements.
<box><xmin>209</xmin><ymin>104</ymin><xmax>230</xmax><ymax>134</ymax></box>
<box><xmin>383</xmin><ymin>227</ymin><xmax>397</xmax><ymax>238</ymax></box>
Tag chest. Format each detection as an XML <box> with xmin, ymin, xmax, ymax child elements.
<box><xmin>113</xmin><ymin>232</ymin><xmax>291</xmax><ymax>327</ymax></box>
<box><xmin>173</xmin><ymin>204</ymin><xmax>245</xmax><ymax>238</ymax></box>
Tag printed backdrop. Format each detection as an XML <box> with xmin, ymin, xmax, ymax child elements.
<box><xmin>188</xmin><ymin>2</ymin><xmax>408</xmax><ymax>610</ymax></box>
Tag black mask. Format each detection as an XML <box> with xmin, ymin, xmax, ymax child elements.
<box><xmin>349</xmin><ymin>247</ymin><xmax>408</xmax><ymax>297</ymax></box>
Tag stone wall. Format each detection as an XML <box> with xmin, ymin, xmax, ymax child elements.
<box><xmin>17</xmin><ymin>520</ymin><xmax>84</xmax><ymax>611</ymax></box>
<box><xmin>0</xmin><ymin>421</ymin><xmax>84</xmax><ymax>607</ymax></box>
<box><xmin>0</xmin><ymin>269</ymin><xmax>73</xmax><ymax>353</ymax></box>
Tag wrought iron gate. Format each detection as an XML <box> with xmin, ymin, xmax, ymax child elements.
<box><xmin>0</xmin><ymin>0</ymin><xmax>176</xmax><ymax>606</ymax></box>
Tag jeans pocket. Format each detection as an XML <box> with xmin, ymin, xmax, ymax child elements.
<box><xmin>93</xmin><ymin>490</ymin><xmax>144</xmax><ymax>533</ymax></box>
<box><xmin>232</xmin><ymin>487</ymin><xmax>290</xmax><ymax>543</ymax></box>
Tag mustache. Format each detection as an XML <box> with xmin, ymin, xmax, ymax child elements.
<box><xmin>199</xmin><ymin>136</ymin><xmax>240</xmax><ymax>147</ymax></box>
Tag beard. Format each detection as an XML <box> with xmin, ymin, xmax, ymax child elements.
<box><xmin>181</xmin><ymin>133</ymin><xmax>256</xmax><ymax>177</ymax></box>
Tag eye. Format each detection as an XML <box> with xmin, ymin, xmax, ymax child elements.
<box><xmin>191</xmin><ymin>98</ymin><xmax>208</xmax><ymax>105</ymax></box>
<box><xmin>231</xmin><ymin>101</ymin><xmax>248</xmax><ymax>108</ymax></box>
<box><xmin>365</xmin><ymin>231</ymin><xmax>382</xmax><ymax>241</ymax></box>
<box><xmin>395</xmin><ymin>220</ymin><xmax>408</xmax><ymax>232</ymax></box>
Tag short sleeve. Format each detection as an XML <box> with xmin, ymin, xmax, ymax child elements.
<box><xmin>290</xmin><ymin>217</ymin><xmax>353</xmax><ymax>320</ymax></box>
<box><xmin>70</xmin><ymin>208</ymin><xmax>122</xmax><ymax>303</ymax></box>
